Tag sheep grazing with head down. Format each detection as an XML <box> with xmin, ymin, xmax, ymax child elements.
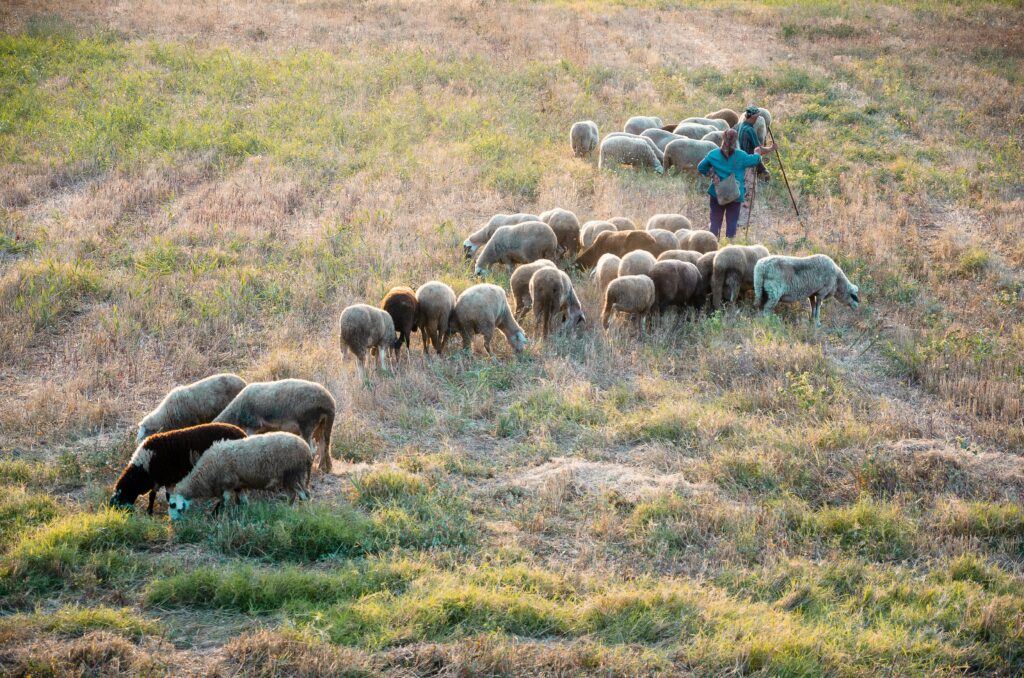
<box><xmin>339</xmin><ymin>304</ymin><xmax>396</xmax><ymax>378</ymax></box>
<box><xmin>646</xmin><ymin>214</ymin><xmax>691</xmax><ymax>232</ymax></box>
<box><xmin>649</xmin><ymin>260</ymin><xmax>702</xmax><ymax>313</ymax></box>
<box><xmin>510</xmin><ymin>259</ymin><xmax>558</xmax><ymax>319</ymax></box>
<box><xmin>618</xmin><ymin>250</ymin><xmax>658</xmax><ymax>278</ymax></box>
<box><xmin>593</xmin><ymin>253</ymin><xmax>621</xmax><ymax>300</ymax></box>
<box><xmin>706</xmin><ymin>108</ymin><xmax>740</xmax><ymax>128</ymax></box>
<box><xmin>673</xmin><ymin>123</ymin><xmax>718</xmax><ymax>140</ymax></box>
<box><xmin>167</xmin><ymin>432</ymin><xmax>312</xmax><ymax>519</ymax></box>
<box><xmin>602</xmin><ymin>275</ymin><xmax>656</xmax><ymax>334</ymax></box>
<box><xmin>754</xmin><ymin>254</ymin><xmax>860</xmax><ymax>326</ymax></box>
<box><xmin>380</xmin><ymin>286</ymin><xmax>418</xmax><ymax>355</ymax></box>
<box><xmin>608</xmin><ymin>217</ymin><xmax>637</xmax><ymax>231</ymax></box>
<box><xmin>530</xmin><ymin>267</ymin><xmax>585</xmax><ymax>338</ymax></box>
<box><xmin>598</xmin><ymin>135</ymin><xmax>664</xmax><ymax>174</ymax></box>
<box><xmin>682</xmin><ymin>117</ymin><xmax>730</xmax><ymax>132</ymax></box>
<box><xmin>539</xmin><ymin>208</ymin><xmax>581</xmax><ymax>258</ymax></box>
<box><xmin>581</xmin><ymin>220</ymin><xmax>617</xmax><ymax>249</ymax></box>
<box><xmin>624</xmin><ymin>115</ymin><xmax>664</xmax><ymax>135</ymax></box>
<box><xmin>575</xmin><ymin>230</ymin><xmax>662</xmax><ymax>270</ymax></box>
<box><xmin>711</xmin><ymin>244</ymin><xmax>770</xmax><ymax>309</ymax></box>
<box><xmin>647</xmin><ymin>229</ymin><xmax>680</xmax><ymax>253</ymax></box>
<box><xmin>415</xmin><ymin>281</ymin><xmax>457</xmax><ymax>355</ymax></box>
<box><xmin>603</xmin><ymin>132</ymin><xmax>664</xmax><ymax>165</ymax></box>
<box><xmin>449</xmin><ymin>283</ymin><xmax>528</xmax><ymax>355</ymax></box>
<box><xmin>641</xmin><ymin>128</ymin><xmax>685</xmax><ymax>152</ymax></box>
<box><xmin>463</xmin><ymin>213</ymin><xmax>540</xmax><ymax>259</ymax></box>
<box><xmin>111</xmin><ymin>423</ymin><xmax>247</xmax><ymax>514</ymax></box>
<box><xmin>474</xmin><ymin>221</ymin><xmax>558</xmax><ymax>277</ymax></box>
<box><xmin>136</xmin><ymin>373</ymin><xmax>246</xmax><ymax>443</ymax></box>
<box><xmin>570</xmin><ymin>120</ymin><xmax>599</xmax><ymax>158</ymax></box>
<box><xmin>702</xmin><ymin>130</ymin><xmax>724</xmax><ymax>145</ymax></box>
<box><xmin>663</xmin><ymin>138</ymin><xmax>719</xmax><ymax>174</ymax></box>
<box><xmin>678</xmin><ymin>230</ymin><xmax>719</xmax><ymax>254</ymax></box>
<box><xmin>694</xmin><ymin>251</ymin><xmax>716</xmax><ymax>302</ymax></box>
<box><xmin>214</xmin><ymin>378</ymin><xmax>336</xmax><ymax>473</ymax></box>
<box><xmin>658</xmin><ymin>249</ymin><xmax>702</xmax><ymax>266</ymax></box>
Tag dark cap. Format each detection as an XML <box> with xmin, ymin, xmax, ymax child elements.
<box><xmin>745</xmin><ymin>105</ymin><xmax>760</xmax><ymax>116</ymax></box>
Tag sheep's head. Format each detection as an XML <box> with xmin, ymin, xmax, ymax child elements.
<box><xmin>108</xmin><ymin>489</ymin><xmax>134</xmax><ymax>510</ymax></box>
<box><xmin>463</xmin><ymin>239</ymin><xmax>478</xmax><ymax>259</ymax></box>
<box><xmin>509</xmin><ymin>330</ymin><xmax>528</xmax><ymax>353</ymax></box>
<box><xmin>837</xmin><ymin>278</ymin><xmax>860</xmax><ymax>310</ymax></box>
<box><xmin>135</xmin><ymin>425</ymin><xmax>149</xmax><ymax>443</ymax></box>
<box><xmin>473</xmin><ymin>264</ymin><xmax>486</xmax><ymax>277</ymax></box>
<box><xmin>167</xmin><ymin>493</ymin><xmax>191</xmax><ymax>521</ymax></box>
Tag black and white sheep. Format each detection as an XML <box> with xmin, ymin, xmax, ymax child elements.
<box><xmin>449</xmin><ymin>283</ymin><xmax>528</xmax><ymax>354</ymax></box>
<box><xmin>753</xmin><ymin>254</ymin><xmax>860</xmax><ymax>326</ymax></box>
<box><xmin>136</xmin><ymin>373</ymin><xmax>246</xmax><ymax>443</ymax></box>
<box><xmin>167</xmin><ymin>431</ymin><xmax>312</xmax><ymax>519</ymax></box>
<box><xmin>570</xmin><ymin>120</ymin><xmax>599</xmax><ymax>158</ymax></box>
<box><xmin>110</xmin><ymin>423</ymin><xmax>247</xmax><ymax>514</ymax></box>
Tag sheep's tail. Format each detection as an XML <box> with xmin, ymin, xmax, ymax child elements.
<box><xmin>753</xmin><ymin>260</ymin><xmax>766</xmax><ymax>310</ymax></box>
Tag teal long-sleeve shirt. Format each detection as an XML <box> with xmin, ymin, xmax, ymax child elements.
<box><xmin>697</xmin><ymin>148</ymin><xmax>762</xmax><ymax>202</ymax></box>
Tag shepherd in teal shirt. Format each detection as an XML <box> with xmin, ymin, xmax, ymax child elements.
<box><xmin>697</xmin><ymin>129</ymin><xmax>774</xmax><ymax>239</ymax></box>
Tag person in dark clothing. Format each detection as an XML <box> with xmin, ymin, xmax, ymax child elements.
<box><xmin>738</xmin><ymin>105</ymin><xmax>771</xmax><ymax>229</ymax></box>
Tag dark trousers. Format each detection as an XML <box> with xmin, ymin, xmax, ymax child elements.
<box><xmin>709</xmin><ymin>196</ymin><xmax>741</xmax><ymax>239</ymax></box>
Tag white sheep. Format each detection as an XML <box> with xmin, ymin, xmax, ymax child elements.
<box><xmin>167</xmin><ymin>432</ymin><xmax>312</xmax><ymax>519</ymax></box>
<box><xmin>449</xmin><ymin>283</ymin><xmax>528</xmax><ymax>354</ymax></box>
<box><xmin>701</xmin><ymin>130</ymin><xmax>724</xmax><ymax>145</ymax></box>
<box><xmin>646</xmin><ymin>214</ymin><xmax>692</xmax><ymax>232</ymax></box>
<box><xmin>415</xmin><ymin>281</ymin><xmax>457</xmax><ymax>355</ymax></box>
<box><xmin>474</xmin><ymin>221</ymin><xmax>559</xmax><ymax>276</ymax></box>
<box><xmin>510</xmin><ymin>259</ymin><xmax>558</xmax><ymax>319</ymax></box>
<box><xmin>682</xmin><ymin>117</ymin><xmax>729</xmax><ymax>131</ymax></box>
<box><xmin>646</xmin><ymin>228</ymin><xmax>680</xmax><ymax>253</ymax></box>
<box><xmin>339</xmin><ymin>303</ymin><xmax>396</xmax><ymax>378</ymax></box>
<box><xmin>624</xmin><ymin>115</ymin><xmax>664</xmax><ymax>135</ymax></box>
<box><xmin>753</xmin><ymin>254</ymin><xmax>860</xmax><ymax>325</ymax></box>
<box><xmin>618</xmin><ymin>250</ymin><xmax>657</xmax><ymax>277</ymax></box>
<box><xmin>539</xmin><ymin>208</ymin><xmax>581</xmax><ymax>258</ymax></box>
<box><xmin>570</xmin><ymin>120</ymin><xmax>599</xmax><ymax>158</ymax></box>
<box><xmin>602</xmin><ymin>275</ymin><xmax>657</xmax><ymax>333</ymax></box>
<box><xmin>136</xmin><ymin>373</ymin><xmax>246</xmax><ymax>443</ymax></box>
<box><xmin>673</xmin><ymin>123</ymin><xmax>718</xmax><ymax>140</ymax></box>
<box><xmin>640</xmin><ymin>128</ymin><xmax>685</xmax><ymax>152</ymax></box>
<box><xmin>599</xmin><ymin>135</ymin><xmax>664</xmax><ymax>174</ymax></box>
<box><xmin>603</xmin><ymin>132</ymin><xmax>665</xmax><ymax>164</ymax></box>
<box><xmin>581</xmin><ymin>220</ymin><xmax>617</xmax><ymax>248</ymax></box>
<box><xmin>463</xmin><ymin>213</ymin><xmax>541</xmax><ymax>258</ymax></box>
<box><xmin>529</xmin><ymin>267</ymin><xmax>585</xmax><ymax>338</ymax></box>
<box><xmin>592</xmin><ymin>253</ymin><xmax>621</xmax><ymax>301</ymax></box>
<box><xmin>663</xmin><ymin>138</ymin><xmax>718</xmax><ymax>174</ymax></box>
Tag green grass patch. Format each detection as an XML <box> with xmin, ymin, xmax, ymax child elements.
<box><xmin>801</xmin><ymin>496</ymin><xmax>918</xmax><ymax>561</ymax></box>
<box><xmin>0</xmin><ymin>486</ymin><xmax>61</xmax><ymax>549</ymax></box>
<box><xmin>0</xmin><ymin>606</ymin><xmax>162</xmax><ymax>641</ymax></box>
<box><xmin>0</xmin><ymin>258</ymin><xmax>106</xmax><ymax>332</ymax></box>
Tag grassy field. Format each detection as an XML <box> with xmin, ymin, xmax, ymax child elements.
<box><xmin>2</xmin><ymin>0</ymin><xmax>1023</xmax><ymax>674</ymax></box>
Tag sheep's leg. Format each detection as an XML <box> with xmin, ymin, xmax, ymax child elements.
<box><xmin>542</xmin><ymin>310</ymin><xmax>550</xmax><ymax>339</ymax></box>
<box><xmin>482</xmin><ymin>327</ymin><xmax>494</xmax><ymax>355</ymax></box>
<box><xmin>762</xmin><ymin>294</ymin><xmax>781</xmax><ymax>317</ymax></box>
<box><xmin>378</xmin><ymin>343</ymin><xmax>387</xmax><ymax>370</ymax></box>
<box><xmin>421</xmin><ymin>329</ymin><xmax>430</xmax><ymax>355</ymax></box>
<box><xmin>146</xmin><ymin>489</ymin><xmax>156</xmax><ymax>515</ymax></box>
<box><xmin>810</xmin><ymin>294</ymin><xmax>823</xmax><ymax>326</ymax></box>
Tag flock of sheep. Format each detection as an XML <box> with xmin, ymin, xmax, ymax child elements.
<box><xmin>107</xmin><ymin>106</ymin><xmax>861</xmax><ymax>519</ymax></box>
<box><xmin>570</xmin><ymin>106</ymin><xmax>773</xmax><ymax>175</ymax></box>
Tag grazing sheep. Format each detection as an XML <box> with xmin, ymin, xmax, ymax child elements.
<box><xmin>530</xmin><ymin>267</ymin><xmax>585</xmax><ymax>338</ymax></box>
<box><xmin>581</xmin><ymin>220</ymin><xmax>617</xmax><ymax>248</ymax></box>
<box><xmin>136</xmin><ymin>373</ymin><xmax>246</xmax><ymax>443</ymax></box>
<box><xmin>602</xmin><ymin>275</ymin><xmax>657</xmax><ymax>333</ymax></box>
<box><xmin>474</xmin><ymin>221</ymin><xmax>558</xmax><ymax>276</ymax></box>
<box><xmin>540</xmin><ymin>208</ymin><xmax>582</xmax><ymax>258</ymax></box>
<box><xmin>339</xmin><ymin>304</ymin><xmax>396</xmax><ymax>378</ymax></box>
<box><xmin>646</xmin><ymin>214</ymin><xmax>692</xmax><ymax>232</ymax></box>
<box><xmin>592</xmin><ymin>253</ymin><xmax>622</xmax><ymax>300</ymax></box>
<box><xmin>380</xmin><ymin>286</ymin><xmax>418</xmax><ymax>355</ymax></box>
<box><xmin>603</xmin><ymin>132</ymin><xmax>665</xmax><ymax>163</ymax></box>
<box><xmin>510</xmin><ymin>259</ymin><xmax>558</xmax><ymax>319</ymax></box>
<box><xmin>110</xmin><ymin>423</ymin><xmax>247</xmax><ymax>514</ymax></box>
<box><xmin>753</xmin><ymin>254</ymin><xmax>860</xmax><ymax>326</ymax></box>
<box><xmin>682</xmin><ymin>117</ymin><xmax>730</xmax><ymax>132</ymax></box>
<box><xmin>649</xmin><ymin>260</ymin><xmax>702</xmax><ymax>313</ymax></box>
<box><xmin>167</xmin><ymin>432</ymin><xmax>312</xmax><ymax>519</ymax></box>
<box><xmin>598</xmin><ymin>135</ymin><xmax>664</xmax><ymax>174</ymax></box>
<box><xmin>674</xmin><ymin>227</ymin><xmax>692</xmax><ymax>244</ymax></box>
<box><xmin>463</xmin><ymin>213</ymin><xmax>541</xmax><ymax>258</ymax></box>
<box><xmin>647</xmin><ymin>228</ymin><xmax>680</xmax><ymax>253</ymax></box>
<box><xmin>711</xmin><ymin>244</ymin><xmax>770</xmax><ymax>309</ymax></box>
<box><xmin>694</xmin><ymin>251</ymin><xmax>717</xmax><ymax>302</ymax></box>
<box><xmin>618</xmin><ymin>250</ymin><xmax>658</xmax><ymax>277</ymax></box>
<box><xmin>641</xmin><ymin>128</ymin><xmax>685</xmax><ymax>152</ymax></box>
<box><xmin>702</xmin><ymin>130</ymin><xmax>724</xmax><ymax>145</ymax></box>
<box><xmin>608</xmin><ymin>217</ymin><xmax>637</xmax><ymax>231</ymax></box>
<box><xmin>663</xmin><ymin>138</ymin><xmax>718</xmax><ymax>174</ymax></box>
<box><xmin>576</xmin><ymin>230</ymin><xmax>662</xmax><ymax>269</ymax></box>
<box><xmin>678</xmin><ymin>230</ymin><xmax>720</xmax><ymax>254</ymax></box>
<box><xmin>450</xmin><ymin>283</ymin><xmax>528</xmax><ymax>354</ymax></box>
<box><xmin>673</xmin><ymin>123</ymin><xmax>718</xmax><ymax>140</ymax></box>
<box><xmin>214</xmin><ymin>379</ymin><xmax>336</xmax><ymax>474</ymax></box>
<box><xmin>570</xmin><ymin>120</ymin><xmax>599</xmax><ymax>158</ymax></box>
<box><xmin>415</xmin><ymin>281</ymin><xmax>457</xmax><ymax>355</ymax></box>
<box><xmin>624</xmin><ymin>115</ymin><xmax>664</xmax><ymax>135</ymax></box>
<box><xmin>706</xmin><ymin>108</ymin><xmax>740</xmax><ymax>128</ymax></box>
<box><xmin>658</xmin><ymin>249</ymin><xmax>702</xmax><ymax>265</ymax></box>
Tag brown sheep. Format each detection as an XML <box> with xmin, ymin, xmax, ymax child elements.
<box><xmin>510</xmin><ymin>259</ymin><xmax>558</xmax><ymax>319</ymax></box>
<box><xmin>339</xmin><ymin>303</ymin><xmax>395</xmax><ymax>378</ymax></box>
<box><xmin>593</xmin><ymin>253</ymin><xmax>621</xmax><ymax>301</ymax></box>
<box><xmin>646</xmin><ymin>214</ymin><xmax>692</xmax><ymax>232</ymax></box>
<box><xmin>678</xmin><ymin>230</ymin><xmax>719</xmax><ymax>254</ymax></box>
<box><xmin>649</xmin><ymin>260</ymin><xmax>702</xmax><ymax>313</ymax></box>
<box><xmin>581</xmin><ymin>220</ymin><xmax>617</xmax><ymax>248</ymax></box>
<box><xmin>530</xmin><ymin>267</ymin><xmax>585</xmax><ymax>338</ymax></box>
<box><xmin>463</xmin><ymin>213</ymin><xmax>540</xmax><ymax>258</ymax></box>
<box><xmin>608</xmin><ymin>217</ymin><xmax>637</xmax><ymax>231</ymax></box>
<box><xmin>474</xmin><ymin>221</ymin><xmax>558</xmax><ymax>276</ymax></box>
<box><xmin>602</xmin><ymin>275</ymin><xmax>656</xmax><ymax>334</ymax></box>
<box><xmin>576</xmin><ymin>230</ymin><xmax>663</xmax><ymax>270</ymax></box>
<box><xmin>136</xmin><ymin>373</ymin><xmax>246</xmax><ymax>443</ymax></box>
<box><xmin>415</xmin><ymin>281</ymin><xmax>456</xmax><ymax>355</ymax></box>
<box><xmin>618</xmin><ymin>250</ymin><xmax>658</xmax><ymax>277</ymax></box>
<box><xmin>658</xmin><ymin>249</ymin><xmax>702</xmax><ymax>265</ymax></box>
<box><xmin>214</xmin><ymin>379</ymin><xmax>335</xmax><ymax>474</ymax></box>
<box><xmin>540</xmin><ymin>208</ymin><xmax>581</xmax><ymax>258</ymax></box>
<box><xmin>711</xmin><ymin>244</ymin><xmax>771</xmax><ymax>309</ymax></box>
<box><xmin>380</xmin><ymin>286</ymin><xmax>418</xmax><ymax>356</ymax></box>
<box><xmin>449</xmin><ymin>283</ymin><xmax>528</xmax><ymax>355</ymax></box>
<box><xmin>706</xmin><ymin>108</ymin><xmax>740</xmax><ymax>128</ymax></box>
